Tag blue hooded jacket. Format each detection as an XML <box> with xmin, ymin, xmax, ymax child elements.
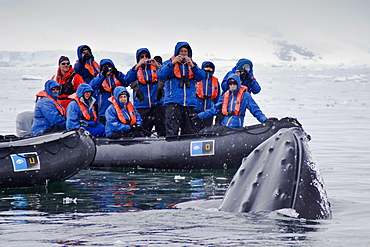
<box><xmin>198</xmin><ymin>74</ymin><xmax>267</xmax><ymax>129</ymax></box>
<box><xmin>73</xmin><ymin>45</ymin><xmax>99</xmax><ymax>83</ymax></box>
<box><xmin>195</xmin><ymin>61</ymin><xmax>220</xmax><ymax>113</ymax></box>
<box><xmin>66</xmin><ymin>83</ymin><xmax>102</xmax><ymax>130</ymax></box>
<box><xmin>221</xmin><ymin>58</ymin><xmax>261</xmax><ymax>94</ymax></box>
<box><xmin>157</xmin><ymin>41</ymin><xmax>205</xmax><ymax>107</ymax></box>
<box><xmin>32</xmin><ymin>80</ymin><xmax>66</xmax><ymax>136</ymax></box>
<box><xmin>104</xmin><ymin>86</ymin><xmax>143</xmax><ymax>137</ymax></box>
<box><xmin>89</xmin><ymin>58</ymin><xmax>128</xmax><ymax>117</ymax></box>
<box><xmin>124</xmin><ymin>48</ymin><xmax>162</xmax><ymax>108</ymax></box>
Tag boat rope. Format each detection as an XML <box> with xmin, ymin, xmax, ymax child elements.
<box><xmin>0</xmin><ymin>130</ymin><xmax>82</xmax><ymax>159</ymax></box>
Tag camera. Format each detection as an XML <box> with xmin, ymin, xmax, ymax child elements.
<box><xmin>107</xmin><ymin>66</ymin><xmax>113</xmax><ymax>72</ymax></box>
<box><xmin>181</xmin><ymin>57</ymin><xmax>186</xmax><ymax>61</ymax></box>
<box><xmin>240</xmin><ymin>71</ymin><xmax>248</xmax><ymax>80</ymax></box>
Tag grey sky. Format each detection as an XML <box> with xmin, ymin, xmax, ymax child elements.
<box><xmin>0</xmin><ymin>0</ymin><xmax>369</xmax><ymax>63</ymax></box>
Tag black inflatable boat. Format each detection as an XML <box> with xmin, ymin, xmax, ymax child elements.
<box><xmin>92</xmin><ymin>117</ymin><xmax>303</xmax><ymax>170</ymax></box>
<box><xmin>0</xmin><ymin>128</ymin><xmax>96</xmax><ymax>189</ymax></box>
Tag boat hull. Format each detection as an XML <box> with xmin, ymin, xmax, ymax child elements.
<box><xmin>0</xmin><ymin>129</ymin><xmax>96</xmax><ymax>189</ymax></box>
<box><xmin>92</xmin><ymin>117</ymin><xmax>302</xmax><ymax>170</ymax></box>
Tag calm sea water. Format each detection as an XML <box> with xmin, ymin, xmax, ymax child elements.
<box><xmin>0</xmin><ymin>65</ymin><xmax>369</xmax><ymax>246</ymax></box>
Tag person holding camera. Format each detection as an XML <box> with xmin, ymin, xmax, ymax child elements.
<box><xmin>89</xmin><ymin>59</ymin><xmax>128</xmax><ymax>125</ymax></box>
<box><xmin>105</xmin><ymin>86</ymin><xmax>144</xmax><ymax>138</ymax></box>
<box><xmin>125</xmin><ymin>48</ymin><xmax>165</xmax><ymax>136</ymax></box>
<box><xmin>157</xmin><ymin>41</ymin><xmax>205</xmax><ymax>136</ymax></box>
<box><xmin>74</xmin><ymin>45</ymin><xmax>100</xmax><ymax>83</ymax></box>
<box><xmin>221</xmin><ymin>58</ymin><xmax>261</xmax><ymax>94</ymax></box>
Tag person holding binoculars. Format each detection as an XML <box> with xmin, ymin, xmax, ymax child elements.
<box><xmin>89</xmin><ymin>59</ymin><xmax>128</xmax><ymax>125</ymax></box>
<box><xmin>74</xmin><ymin>45</ymin><xmax>100</xmax><ymax>84</ymax></box>
<box><xmin>221</xmin><ymin>58</ymin><xmax>261</xmax><ymax>94</ymax></box>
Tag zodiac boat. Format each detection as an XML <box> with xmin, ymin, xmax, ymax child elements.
<box><xmin>92</xmin><ymin>117</ymin><xmax>302</xmax><ymax>170</ymax></box>
<box><xmin>0</xmin><ymin>128</ymin><xmax>96</xmax><ymax>189</ymax></box>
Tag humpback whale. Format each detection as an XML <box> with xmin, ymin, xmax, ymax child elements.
<box><xmin>219</xmin><ymin>127</ymin><xmax>331</xmax><ymax>220</ymax></box>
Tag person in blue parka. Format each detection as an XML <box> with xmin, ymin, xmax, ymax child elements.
<box><xmin>193</xmin><ymin>61</ymin><xmax>220</xmax><ymax>133</ymax></box>
<box><xmin>193</xmin><ymin>74</ymin><xmax>268</xmax><ymax>130</ymax></box>
<box><xmin>66</xmin><ymin>83</ymin><xmax>105</xmax><ymax>137</ymax></box>
<box><xmin>89</xmin><ymin>58</ymin><xmax>128</xmax><ymax>125</ymax></box>
<box><xmin>105</xmin><ymin>86</ymin><xmax>144</xmax><ymax>139</ymax></box>
<box><xmin>124</xmin><ymin>48</ymin><xmax>165</xmax><ymax>136</ymax></box>
<box><xmin>221</xmin><ymin>58</ymin><xmax>261</xmax><ymax>94</ymax></box>
<box><xmin>32</xmin><ymin>80</ymin><xmax>66</xmax><ymax>136</ymax></box>
<box><xmin>73</xmin><ymin>45</ymin><xmax>100</xmax><ymax>84</ymax></box>
<box><xmin>157</xmin><ymin>41</ymin><xmax>205</xmax><ymax>136</ymax></box>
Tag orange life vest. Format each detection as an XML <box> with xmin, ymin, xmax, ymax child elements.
<box><xmin>102</xmin><ymin>75</ymin><xmax>122</xmax><ymax>92</ymax></box>
<box><xmin>69</xmin><ymin>93</ymin><xmax>98</xmax><ymax>121</ymax></box>
<box><xmin>196</xmin><ymin>76</ymin><xmax>218</xmax><ymax>99</ymax></box>
<box><xmin>51</xmin><ymin>67</ymin><xmax>85</xmax><ymax>97</ymax></box>
<box><xmin>108</xmin><ymin>96</ymin><xmax>137</xmax><ymax>125</ymax></box>
<box><xmin>36</xmin><ymin>90</ymin><xmax>66</xmax><ymax>116</ymax></box>
<box><xmin>222</xmin><ymin>85</ymin><xmax>248</xmax><ymax>116</ymax></box>
<box><xmin>76</xmin><ymin>59</ymin><xmax>100</xmax><ymax>77</ymax></box>
<box><xmin>170</xmin><ymin>56</ymin><xmax>194</xmax><ymax>79</ymax></box>
<box><xmin>137</xmin><ymin>64</ymin><xmax>158</xmax><ymax>84</ymax></box>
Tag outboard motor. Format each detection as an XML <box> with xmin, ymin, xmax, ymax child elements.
<box><xmin>16</xmin><ymin>111</ymin><xmax>34</xmax><ymax>137</ymax></box>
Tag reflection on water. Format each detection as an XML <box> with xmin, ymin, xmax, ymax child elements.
<box><xmin>0</xmin><ymin>168</ymin><xmax>234</xmax><ymax>214</ymax></box>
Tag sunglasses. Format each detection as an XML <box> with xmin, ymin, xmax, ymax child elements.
<box><xmin>61</xmin><ymin>62</ymin><xmax>70</xmax><ymax>66</ymax></box>
<box><xmin>51</xmin><ymin>87</ymin><xmax>60</xmax><ymax>92</ymax></box>
<box><xmin>140</xmin><ymin>54</ymin><xmax>149</xmax><ymax>59</ymax></box>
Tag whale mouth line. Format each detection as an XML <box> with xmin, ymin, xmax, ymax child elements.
<box><xmin>290</xmin><ymin>132</ymin><xmax>302</xmax><ymax>209</ymax></box>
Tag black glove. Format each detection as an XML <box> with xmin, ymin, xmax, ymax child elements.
<box><xmin>130</xmin><ymin>124</ymin><xmax>137</xmax><ymax>131</ymax></box>
<box><xmin>264</xmin><ymin>117</ymin><xmax>278</xmax><ymax>124</ymax></box>
<box><xmin>135</xmin><ymin>124</ymin><xmax>143</xmax><ymax>131</ymax></box>
<box><xmin>135</xmin><ymin>89</ymin><xmax>145</xmax><ymax>101</ymax></box>
<box><xmin>240</xmin><ymin>71</ymin><xmax>252</xmax><ymax>82</ymax></box>
<box><xmin>111</xmin><ymin>67</ymin><xmax>118</xmax><ymax>76</ymax></box>
<box><xmin>189</xmin><ymin>113</ymin><xmax>199</xmax><ymax>121</ymax></box>
<box><xmin>102</xmin><ymin>66</ymin><xmax>109</xmax><ymax>77</ymax></box>
<box><xmin>156</xmin><ymin>80</ymin><xmax>164</xmax><ymax>101</ymax></box>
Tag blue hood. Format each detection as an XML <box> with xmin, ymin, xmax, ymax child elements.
<box><xmin>44</xmin><ymin>80</ymin><xmax>60</xmax><ymax>98</ymax></box>
<box><xmin>99</xmin><ymin>58</ymin><xmax>115</xmax><ymax>69</ymax></box>
<box><xmin>136</xmin><ymin>48</ymin><xmax>151</xmax><ymax>63</ymax></box>
<box><xmin>76</xmin><ymin>83</ymin><xmax>94</xmax><ymax>98</ymax></box>
<box><xmin>236</xmin><ymin>58</ymin><xmax>253</xmax><ymax>71</ymax></box>
<box><xmin>77</xmin><ymin>45</ymin><xmax>92</xmax><ymax>59</ymax></box>
<box><xmin>174</xmin><ymin>41</ymin><xmax>192</xmax><ymax>58</ymax></box>
<box><xmin>113</xmin><ymin>86</ymin><xmax>130</xmax><ymax>107</ymax></box>
<box><xmin>226</xmin><ymin>73</ymin><xmax>241</xmax><ymax>92</ymax></box>
<box><xmin>201</xmin><ymin>61</ymin><xmax>215</xmax><ymax>76</ymax></box>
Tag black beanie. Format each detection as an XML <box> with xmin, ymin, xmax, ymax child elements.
<box><xmin>154</xmin><ymin>56</ymin><xmax>163</xmax><ymax>65</ymax></box>
<box><xmin>120</xmin><ymin>91</ymin><xmax>130</xmax><ymax>98</ymax></box>
<box><xmin>58</xmin><ymin>56</ymin><xmax>70</xmax><ymax>65</ymax></box>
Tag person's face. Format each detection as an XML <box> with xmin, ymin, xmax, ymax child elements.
<box><xmin>82</xmin><ymin>49</ymin><xmax>90</xmax><ymax>56</ymax></box>
<box><xmin>84</xmin><ymin>91</ymin><xmax>92</xmax><ymax>99</ymax></box>
<box><xmin>119</xmin><ymin>94</ymin><xmax>128</xmax><ymax>103</ymax></box>
<box><xmin>178</xmin><ymin>47</ymin><xmax>188</xmax><ymax>57</ymax></box>
<box><xmin>203</xmin><ymin>66</ymin><xmax>213</xmax><ymax>73</ymax></box>
<box><xmin>60</xmin><ymin>60</ymin><xmax>70</xmax><ymax>72</ymax></box>
<box><xmin>51</xmin><ymin>87</ymin><xmax>60</xmax><ymax>94</ymax></box>
<box><xmin>139</xmin><ymin>52</ymin><xmax>150</xmax><ymax>60</ymax></box>
<box><xmin>229</xmin><ymin>84</ymin><xmax>237</xmax><ymax>91</ymax></box>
